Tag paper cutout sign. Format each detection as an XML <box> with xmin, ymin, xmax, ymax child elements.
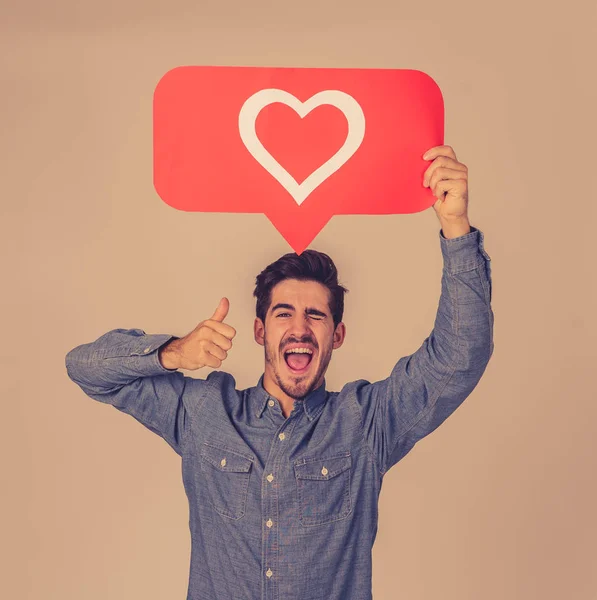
<box><xmin>154</xmin><ymin>66</ymin><xmax>444</xmax><ymax>254</ymax></box>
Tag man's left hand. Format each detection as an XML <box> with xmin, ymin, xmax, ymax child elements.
<box><xmin>423</xmin><ymin>145</ymin><xmax>469</xmax><ymax>222</ymax></box>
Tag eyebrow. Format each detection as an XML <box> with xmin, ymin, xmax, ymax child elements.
<box><xmin>270</xmin><ymin>303</ymin><xmax>328</xmax><ymax>318</ymax></box>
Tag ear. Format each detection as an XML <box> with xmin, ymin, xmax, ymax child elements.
<box><xmin>332</xmin><ymin>322</ymin><xmax>346</xmax><ymax>350</ymax></box>
<box><xmin>254</xmin><ymin>317</ymin><xmax>265</xmax><ymax>346</ymax></box>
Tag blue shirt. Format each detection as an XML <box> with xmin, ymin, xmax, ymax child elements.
<box><xmin>65</xmin><ymin>225</ymin><xmax>494</xmax><ymax>600</ymax></box>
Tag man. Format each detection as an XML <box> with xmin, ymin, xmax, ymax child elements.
<box><xmin>65</xmin><ymin>145</ymin><xmax>494</xmax><ymax>600</ymax></box>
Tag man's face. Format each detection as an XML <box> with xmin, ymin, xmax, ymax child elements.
<box><xmin>254</xmin><ymin>278</ymin><xmax>346</xmax><ymax>401</ymax></box>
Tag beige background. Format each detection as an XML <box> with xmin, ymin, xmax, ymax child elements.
<box><xmin>2</xmin><ymin>1</ymin><xmax>596</xmax><ymax>598</ymax></box>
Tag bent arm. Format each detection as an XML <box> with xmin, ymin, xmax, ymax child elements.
<box><xmin>65</xmin><ymin>328</ymin><xmax>194</xmax><ymax>456</ymax></box>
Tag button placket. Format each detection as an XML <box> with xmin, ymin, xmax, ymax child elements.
<box><xmin>261</xmin><ymin>415</ymin><xmax>298</xmax><ymax>597</ymax></box>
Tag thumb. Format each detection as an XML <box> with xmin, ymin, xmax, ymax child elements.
<box><xmin>210</xmin><ymin>297</ymin><xmax>229</xmax><ymax>322</ymax></box>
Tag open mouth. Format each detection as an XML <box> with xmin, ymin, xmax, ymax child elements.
<box><xmin>283</xmin><ymin>349</ymin><xmax>314</xmax><ymax>374</ymax></box>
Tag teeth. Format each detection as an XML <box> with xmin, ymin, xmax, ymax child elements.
<box><xmin>285</xmin><ymin>348</ymin><xmax>313</xmax><ymax>354</ymax></box>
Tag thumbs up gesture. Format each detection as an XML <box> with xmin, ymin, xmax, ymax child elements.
<box><xmin>158</xmin><ymin>298</ymin><xmax>237</xmax><ymax>371</ymax></box>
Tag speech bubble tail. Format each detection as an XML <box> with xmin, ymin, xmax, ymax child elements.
<box><xmin>264</xmin><ymin>208</ymin><xmax>333</xmax><ymax>255</ymax></box>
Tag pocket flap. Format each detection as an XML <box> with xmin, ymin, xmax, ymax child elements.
<box><xmin>294</xmin><ymin>453</ymin><xmax>351</xmax><ymax>481</ymax></box>
<box><xmin>200</xmin><ymin>442</ymin><xmax>254</xmax><ymax>473</ymax></box>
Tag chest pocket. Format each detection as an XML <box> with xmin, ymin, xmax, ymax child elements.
<box><xmin>294</xmin><ymin>452</ymin><xmax>352</xmax><ymax>527</ymax></box>
<box><xmin>199</xmin><ymin>442</ymin><xmax>254</xmax><ymax>520</ymax></box>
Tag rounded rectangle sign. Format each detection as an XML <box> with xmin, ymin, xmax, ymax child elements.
<box><xmin>154</xmin><ymin>66</ymin><xmax>444</xmax><ymax>253</ymax></box>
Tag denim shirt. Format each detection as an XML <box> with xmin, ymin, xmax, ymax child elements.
<box><xmin>65</xmin><ymin>226</ymin><xmax>494</xmax><ymax>600</ymax></box>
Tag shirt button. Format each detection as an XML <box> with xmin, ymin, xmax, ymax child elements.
<box><xmin>266</xmin><ymin>474</ymin><xmax>274</xmax><ymax>482</ymax></box>
<box><xmin>278</xmin><ymin>432</ymin><xmax>285</xmax><ymax>441</ymax></box>
<box><xmin>266</xmin><ymin>568</ymin><xmax>273</xmax><ymax>578</ymax></box>
<box><xmin>268</xmin><ymin>400</ymin><xmax>275</xmax><ymax>407</ymax></box>
<box><xmin>143</xmin><ymin>347</ymin><xmax>151</xmax><ymax>353</ymax></box>
<box><xmin>321</xmin><ymin>466</ymin><xmax>328</xmax><ymax>476</ymax></box>
<box><xmin>266</xmin><ymin>519</ymin><xmax>273</xmax><ymax>528</ymax></box>
<box><xmin>220</xmin><ymin>458</ymin><xmax>226</xmax><ymax>467</ymax></box>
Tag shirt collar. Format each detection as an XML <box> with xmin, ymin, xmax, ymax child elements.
<box><xmin>254</xmin><ymin>373</ymin><xmax>328</xmax><ymax>421</ymax></box>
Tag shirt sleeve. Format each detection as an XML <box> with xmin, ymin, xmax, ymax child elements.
<box><xmin>65</xmin><ymin>328</ymin><xmax>205</xmax><ymax>456</ymax></box>
<box><xmin>349</xmin><ymin>225</ymin><xmax>494</xmax><ymax>476</ymax></box>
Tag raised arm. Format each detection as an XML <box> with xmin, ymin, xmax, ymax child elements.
<box><xmin>349</xmin><ymin>145</ymin><xmax>494</xmax><ymax>475</ymax></box>
<box><xmin>350</xmin><ymin>224</ymin><xmax>493</xmax><ymax>475</ymax></box>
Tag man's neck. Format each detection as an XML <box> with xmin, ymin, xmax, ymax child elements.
<box><xmin>262</xmin><ymin>374</ymin><xmax>295</xmax><ymax>418</ymax></box>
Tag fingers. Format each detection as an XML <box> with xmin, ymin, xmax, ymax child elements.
<box><xmin>203</xmin><ymin>319</ymin><xmax>237</xmax><ymax>341</ymax></box>
<box><xmin>203</xmin><ymin>340</ymin><xmax>228</xmax><ymax>362</ymax></box>
<box><xmin>182</xmin><ymin>299</ymin><xmax>236</xmax><ymax>370</ymax></box>
<box><xmin>205</xmin><ymin>298</ymin><xmax>236</xmax><ymax>339</ymax></box>
<box><xmin>434</xmin><ymin>178</ymin><xmax>468</xmax><ymax>202</ymax></box>
<box><xmin>198</xmin><ymin>324</ymin><xmax>234</xmax><ymax>350</ymax></box>
<box><xmin>422</xmin><ymin>145</ymin><xmax>463</xmax><ymax>187</ymax></box>
<box><xmin>182</xmin><ymin>329</ymin><xmax>230</xmax><ymax>370</ymax></box>
<box><xmin>423</xmin><ymin>158</ymin><xmax>468</xmax><ymax>190</ymax></box>
<box><xmin>211</xmin><ymin>297</ymin><xmax>229</xmax><ymax>322</ymax></box>
<box><xmin>423</xmin><ymin>145</ymin><xmax>458</xmax><ymax>161</ymax></box>
<box><xmin>427</xmin><ymin>167</ymin><xmax>468</xmax><ymax>197</ymax></box>
<box><xmin>201</xmin><ymin>346</ymin><xmax>224</xmax><ymax>369</ymax></box>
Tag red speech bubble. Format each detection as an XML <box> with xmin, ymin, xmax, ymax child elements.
<box><xmin>154</xmin><ymin>66</ymin><xmax>444</xmax><ymax>254</ymax></box>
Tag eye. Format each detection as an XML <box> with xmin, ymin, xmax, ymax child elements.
<box><xmin>277</xmin><ymin>312</ymin><xmax>290</xmax><ymax>317</ymax></box>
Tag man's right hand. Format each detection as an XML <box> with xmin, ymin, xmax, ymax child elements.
<box><xmin>158</xmin><ymin>298</ymin><xmax>236</xmax><ymax>371</ymax></box>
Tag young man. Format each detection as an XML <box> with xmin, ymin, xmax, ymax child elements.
<box><xmin>65</xmin><ymin>145</ymin><xmax>494</xmax><ymax>600</ymax></box>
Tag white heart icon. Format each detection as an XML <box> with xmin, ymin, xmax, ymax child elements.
<box><xmin>238</xmin><ymin>89</ymin><xmax>366</xmax><ymax>206</ymax></box>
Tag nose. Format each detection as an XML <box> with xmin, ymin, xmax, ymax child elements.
<box><xmin>288</xmin><ymin>314</ymin><xmax>313</xmax><ymax>339</ymax></box>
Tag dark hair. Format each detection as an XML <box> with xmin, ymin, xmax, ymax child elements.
<box><xmin>253</xmin><ymin>249</ymin><xmax>348</xmax><ymax>328</ymax></box>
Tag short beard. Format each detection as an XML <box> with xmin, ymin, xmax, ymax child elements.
<box><xmin>264</xmin><ymin>331</ymin><xmax>331</xmax><ymax>400</ymax></box>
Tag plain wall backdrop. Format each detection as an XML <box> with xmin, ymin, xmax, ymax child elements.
<box><xmin>2</xmin><ymin>1</ymin><xmax>596</xmax><ymax>598</ymax></box>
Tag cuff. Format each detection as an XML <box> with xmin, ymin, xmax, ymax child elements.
<box><xmin>439</xmin><ymin>225</ymin><xmax>492</xmax><ymax>274</ymax></box>
<box><xmin>150</xmin><ymin>335</ymin><xmax>180</xmax><ymax>373</ymax></box>
<box><xmin>115</xmin><ymin>330</ymin><xmax>180</xmax><ymax>373</ymax></box>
